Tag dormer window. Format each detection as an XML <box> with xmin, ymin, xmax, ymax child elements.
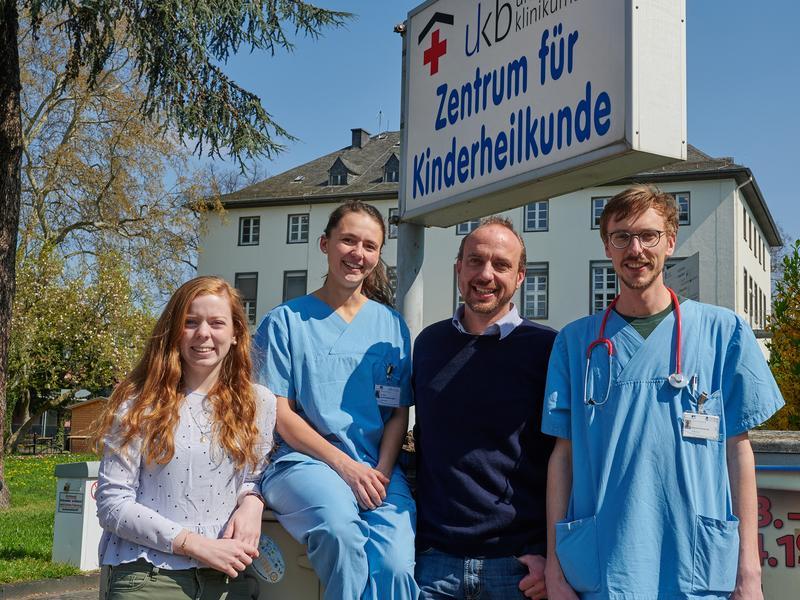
<box><xmin>328</xmin><ymin>157</ymin><xmax>354</xmax><ymax>186</ymax></box>
<box><xmin>330</xmin><ymin>172</ymin><xmax>348</xmax><ymax>186</ymax></box>
<box><xmin>383</xmin><ymin>154</ymin><xmax>399</xmax><ymax>183</ymax></box>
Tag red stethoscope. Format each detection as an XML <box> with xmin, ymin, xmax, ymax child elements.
<box><xmin>583</xmin><ymin>287</ymin><xmax>687</xmax><ymax>406</ymax></box>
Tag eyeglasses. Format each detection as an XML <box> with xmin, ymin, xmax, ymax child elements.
<box><xmin>607</xmin><ymin>229</ymin><xmax>665</xmax><ymax>249</ymax></box>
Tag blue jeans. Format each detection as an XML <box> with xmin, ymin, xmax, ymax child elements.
<box><xmin>415</xmin><ymin>548</ymin><xmax>528</xmax><ymax>599</ymax></box>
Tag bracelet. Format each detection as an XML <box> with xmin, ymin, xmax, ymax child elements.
<box><xmin>244</xmin><ymin>492</ymin><xmax>266</xmax><ymax>507</ymax></box>
<box><xmin>179</xmin><ymin>531</ymin><xmax>191</xmax><ymax>555</ymax></box>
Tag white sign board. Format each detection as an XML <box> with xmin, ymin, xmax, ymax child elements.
<box><xmin>665</xmin><ymin>252</ymin><xmax>700</xmax><ymax>301</ymax></box>
<box><xmin>401</xmin><ymin>0</ymin><xmax>686</xmax><ymax>226</ymax></box>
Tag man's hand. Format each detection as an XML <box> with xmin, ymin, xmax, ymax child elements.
<box><xmin>544</xmin><ymin>558</ymin><xmax>579</xmax><ymax>600</ymax></box>
<box><xmin>730</xmin><ymin>568</ymin><xmax>763</xmax><ymax>600</ymax></box>
<box><xmin>517</xmin><ymin>554</ymin><xmax>547</xmax><ymax>599</ymax></box>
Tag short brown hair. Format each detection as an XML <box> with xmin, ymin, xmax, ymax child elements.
<box><xmin>457</xmin><ymin>216</ymin><xmax>527</xmax><ymax>271</ymax></box>
<box><xmin>599</xmin><ymin>185</ymin><xmax>679</xmax><ymax>241</ymax></box>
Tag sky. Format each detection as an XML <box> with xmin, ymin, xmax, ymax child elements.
<box><xmin>216</xmin><ymin>1</ymin><xmax>800</xmax><ymax>244</ymax></box>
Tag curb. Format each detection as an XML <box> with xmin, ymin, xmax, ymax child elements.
<box><xmin>0</xmin><ymin>573</ymin><xmax>99</xmax><ymax>600</ymax></box>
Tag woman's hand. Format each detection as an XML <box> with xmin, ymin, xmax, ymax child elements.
<box><xmin>335</xmin><ymin>457</ymin><xmax>390</xmax><ymax>510</ymax></box>
<box><xmin>179</xmin><ymin>532</ymin><xmax>257</xmax><ymax>578</ymax></box>
<box><xmin>223</xmin><ymin>494</ymin><xmax>264</xmax><ymax>550</ymax></box>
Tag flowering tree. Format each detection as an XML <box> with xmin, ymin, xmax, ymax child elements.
<box><xmin>4</xmin><ymin>250</ymin><xmax>152</xmax><ymax>452</ymax></box>
<box><xmin>765</xmin><ymin>239</ymin><xmax>800</xmax><ymax>430</ymax></box>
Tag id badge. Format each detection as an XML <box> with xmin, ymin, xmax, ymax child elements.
<box><xmin>375</xmin><ymin>384</ymin><xmax>402</xmax><ymax>407</ymax></box>
<box><xmin>682</xmin><ymin>412</ymin><xmax>720</xmax><ymax>441</ymax></box>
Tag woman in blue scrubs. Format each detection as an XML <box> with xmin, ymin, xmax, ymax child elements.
<box><xmin>254</xmin><ymin>201</ymin><xmax>418</xmax><ymax>600</ymax></box>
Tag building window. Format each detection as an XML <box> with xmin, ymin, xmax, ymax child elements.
<box><xmin>234</xmin><ymin>272</ymin><xmax>258</xmax><ymax>324</ymax></box>
<box><xmin>330</xmin><ymin>172</ymin><xmax>347</xmax><ymax>186</ymax></box>
<box><xmin>384</xmin><ymin>166</ymin><xmax>399</xmax><ymax>183</ymax></box>
<box><xmin>743</xmin><ymin>206</ymin><xmax>747</xmax><ymax>241</ymax></box>
<box><xmin>591</xmin><ymin>197</ymin><xmax>610</xmax><ymax>229</ymax></box>
<box><xmin>673</xmin><ymin>192</ymin><xmax>690</xmax><ymax>225</ymax></box>
<box><xmin>283</xmin><ymin>270</ymin><xmax>307</xmax><ymax>302</ymax></box>
<box><xmin>384</xmin><ymin>155</ymin><xmax>400</xmax><ymax>183</ymax></box>
<box><xmin>524</xmin><ymin>201</ymin><xmax>549</xmax><ymax>232</ymax></box>
<box><xmin>453</xmin><ymin>266</ymin><xmax>464</xmax><ymax>311</ymax></box>
<box><xmin>387</xmin><ymin>266</ymin><xmax>397</xmax><ymax>304</ymax></box>
<box><xmin>238</xmin><ymin>216</ymin><xmax>260</xmax><ymax>246</ymax></box>
<box><xmin>287</xmin><ymin>214</ymin><xmax>309</xmax><ymax>244</ymax></box>
<box><xmin>743</xmin><ymin>268</ymin><xmax>748</xmax><ymax>313</ymax></box>
<box><xmin>591</xmin><ymin>262</ymin><xmax>618</xmax><ymax>314</ymax></box>
<box><xmin>523</xmin><ymin>263</ymin><xmax>549</xmax><ymax>320</ymax></box>
<box><xmin>456</xmin><ymin>220</ymin><xmax>480</xmax><ymax>235</ymax></box>
<box><xmin>388</xmin><ymin>208</ymin><xmax>399</xmax><ymax>239</ymax></box>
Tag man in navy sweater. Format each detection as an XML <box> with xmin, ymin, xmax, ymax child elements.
<box><xmin>413</xmin><ymin>217</ymin><xmax>556</xmax><ymax>599</ymax></box>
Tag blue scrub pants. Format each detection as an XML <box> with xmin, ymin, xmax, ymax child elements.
<box><xmin>262</xmin><ymin>458</ymin><xmax>419</xmax><ymax>600</ymax></box>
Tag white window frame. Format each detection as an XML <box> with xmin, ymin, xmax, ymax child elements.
<box><xmin>673</xmin><ymin>192</ymin><xmax>690</xmax><ymax>226</ymax></box>
<box><xmin>287</xmin><ymin>213</ymin><xmax>309</xmax><ymax>244</ymax></box>
<box><xmin>590</xmin><ymin>261</ymin><xmax>618</xmax><ymax>314</ymax></box>
<box><xmin>743</xmin><ymin>205</ymin><xmax>747</xmax><ymax>241</ymax></box>
<box><xmin>384</xmin><ymin>167</ymin><xmax>399</xmax><ymax>183</ymax></box>
<box><xmin>591</xmin><ymin>197</ymin><xmax>610</xmax><ymax>229</ymax></box>
<box><xmin>743</xmin><ymin>268</ymin><xmax>748</xmax><ymax>313</ymax></box>
<box><xmin>453</xmin><ymin>265</ymin><xmax>464</xmax><ymax>311</ymax></box>
<box><xmin>330</xmin><ymin>172</ymin><xmax>347</xmax><ymax>186</ymax></box>
<box><xmin>234</xmin><ymin>272</ymin><xmax>258</xmax><ymax>324</ymax></box>
<box><xmin>523</xmin><ymin>200</ymin><xmax>549</xmax><ymax>232</ymax></box>
<box><xmin>522</xmin><ymin>262</ymin><xmax>549</xmax><ymax>320</ymax></box>
<box><xmin>282</xmin><ymin>270</ymin><xmax>308</xmax><ymax>303</ymax></box>
<box><xmin>388</xmin><ymin>208</ymin><xmax>399</xmax><ymax>239</ymax></box>
<box><xmin>238</xmin><ymin>216</ymin><xmax>260</xmax><ymax>246</ymax></box>
<box><xmin>456</xmin><ymin>220</ymin><xmax>481</xmax><ymax>235</ymax></box>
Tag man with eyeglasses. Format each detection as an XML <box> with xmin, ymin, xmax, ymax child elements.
<box><xmin>541</xmin><ymin>185</ymin><xmax>783</xmax><ymax>600</ymax></box>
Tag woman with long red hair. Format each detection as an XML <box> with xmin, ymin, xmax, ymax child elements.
<box><xmin>94</xmin><ymin>276</ymin><xmax>275</xmax><ymax>600</ymax></box>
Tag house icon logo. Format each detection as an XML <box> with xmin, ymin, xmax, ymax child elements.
<box><xmin>418</xmin><ymin>12</ymin><xmax>454</xmax><ymax>76</ymax></box>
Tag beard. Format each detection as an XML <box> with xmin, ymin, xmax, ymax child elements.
<box><xmin>617</xmin><ymin>257</ymin><xmax>662</xmax><ymax>291</ymax></box>
<box><xmin>463</xmin><ymin>287</ymin><xmax>516</xmax><ymax>315</ymax></box>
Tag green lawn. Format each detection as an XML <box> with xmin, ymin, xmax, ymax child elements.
<box><xmin>1</xmin><ymin>453</ymin><xmax>98</xmax><ymax>583</ymax></box>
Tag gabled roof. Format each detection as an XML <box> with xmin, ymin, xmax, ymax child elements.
<box><xmin>329</xmin><ymin>156</ymin><xmax>360</xmax><ymax>175</ymax></box>
<box><xmin>223</xmin><ymin>131</ymin><xmax>401</xmax><ymax>205</ymax></box>
<box><xmin>66</xmin><ymin>397</ymin><xmax>108</xmax><ymax>411</ymax></box>
<box><xmin>611</xmin><ymin>145</ymin><xmax>781</xmax><ymax>246</ymax></box>
<box><xmin>222</xmin><ymin>132</ymin><xmax>780</xmax><ymax>246</ymax></box>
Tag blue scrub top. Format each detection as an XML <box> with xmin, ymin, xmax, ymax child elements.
<box><xmin>253</xmin><ymin>294</ymin><xmax>412</xmax><ymax>467</ymax></box>
<box><xmin>542</xmin><ymin>300</ymin><xmax>784</xmax><ymax>599</ymax></box>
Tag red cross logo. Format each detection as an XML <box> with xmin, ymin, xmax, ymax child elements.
<box><xmin>423</xmin><ymin>29</ymin><xmax>447</xmax><ymax>76</ymax></box>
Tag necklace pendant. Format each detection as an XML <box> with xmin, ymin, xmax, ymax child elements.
<box><xmin>200</xmin><ymin>434</ymin><xmax>207</xmax><ymax>443</ymax></box>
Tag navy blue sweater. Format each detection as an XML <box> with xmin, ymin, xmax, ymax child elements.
<box><xmin>413</xmin><ymin>318</ymin><xmax>556</xmax><ymax>558</ymax></box>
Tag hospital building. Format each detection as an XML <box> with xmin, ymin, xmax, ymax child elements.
<box><xmin>197</xmin><ymin>128</ymin><xmax>779</xmax><ymax>339</ymax></box>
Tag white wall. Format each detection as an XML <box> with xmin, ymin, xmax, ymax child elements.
<box><xmin>198</xmin><ymin>177</ymin><xmax>767</xmax><ymax>332</ymax></box>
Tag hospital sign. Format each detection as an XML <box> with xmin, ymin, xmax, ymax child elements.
<box><xmin>400</xmin><ymin>0</ymin><xmax>687</xmax><ymax>226</ymax></box>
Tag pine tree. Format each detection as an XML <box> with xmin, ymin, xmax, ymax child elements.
<box><xmin>0</xmin><ymin>0</ymin><xmax>349</xmax><ymax>508</ymax></box>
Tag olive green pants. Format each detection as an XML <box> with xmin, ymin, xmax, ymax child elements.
<box><xmin>104</xmin><ymin>560</ymin><xmax>258</xmax><ymax>600</ymax></box>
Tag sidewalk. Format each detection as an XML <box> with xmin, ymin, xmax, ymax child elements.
<box><xmin>0</xmin><ymin>574</ymin><xmax>98</xmax><ymax>600</ymax></box>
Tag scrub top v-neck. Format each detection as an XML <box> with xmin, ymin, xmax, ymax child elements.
<box><xmin>543</xmin><ymin>300</ymin><xmax>784</xmax><ymax>598</ymax></box>
<box><xmin>254</xmin><ymin>294</ymin><xmax>412</xmax><ymax>467</ymax></box>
